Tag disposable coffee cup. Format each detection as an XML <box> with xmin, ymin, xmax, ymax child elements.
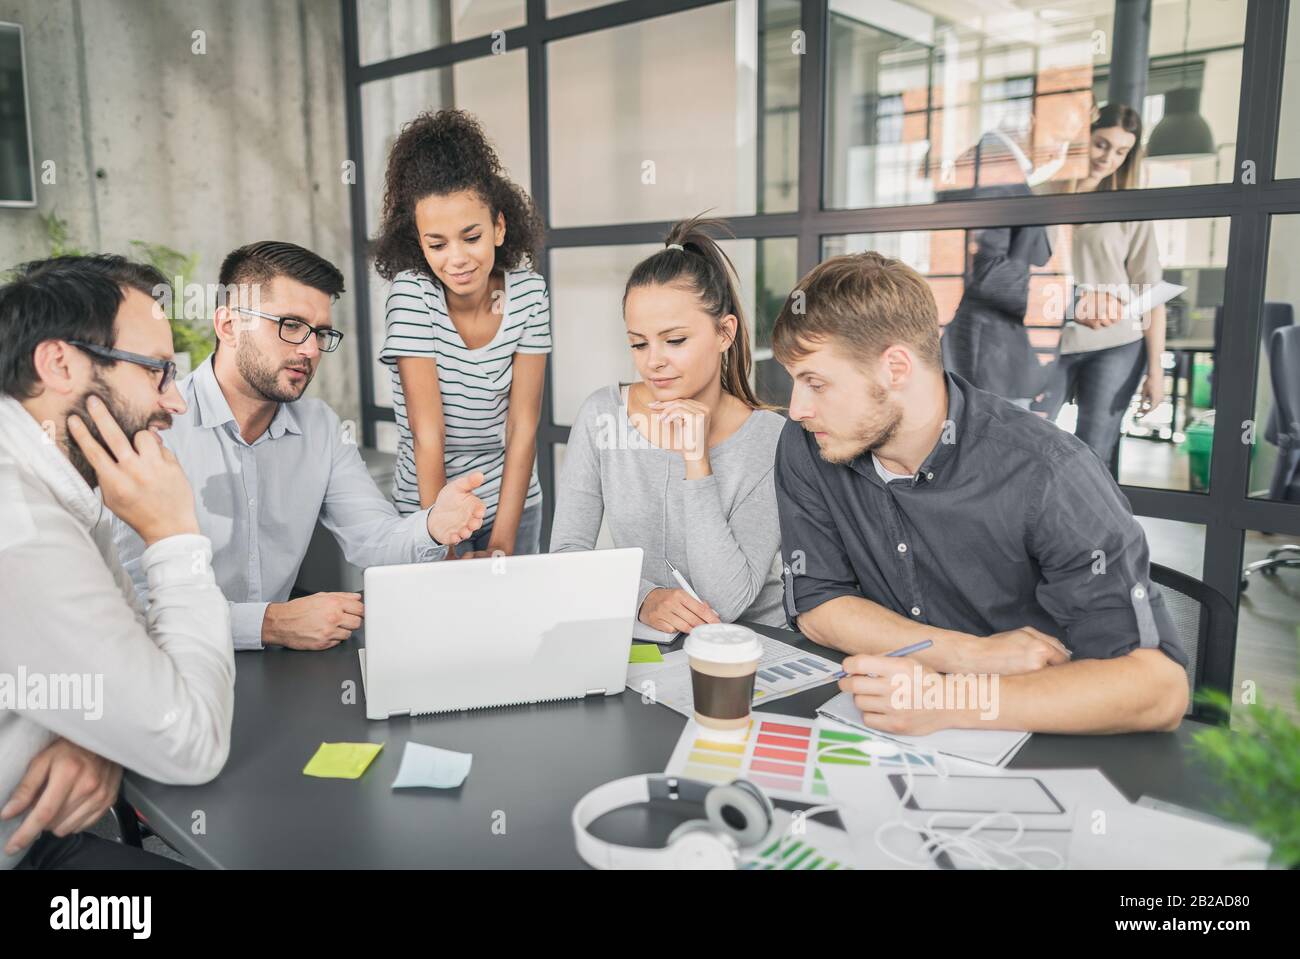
<box><xmin>684</xmin><ymin>624</ymin><xmax>763</xmax><ymax>742</ymax></box>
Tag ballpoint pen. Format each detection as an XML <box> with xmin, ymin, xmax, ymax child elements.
<box><xmin>664</xmin><ymin>558</ymin><xmax>702</xmax><ymax>603</ymax></box>
<box><xmin>832</xmin><ymin>638</ymin><xmax>934</xmax><ymax>679</ymax></box>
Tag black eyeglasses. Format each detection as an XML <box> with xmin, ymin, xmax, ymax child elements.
<box><xmin>68</xmin><ymin>341</ymin><xmax>178</xmax><ymax>394</ymax></box>
<box><xmin>236</xmin><ymin>308</ymin><xmax>344</xmax><ymax>353</ymax></box>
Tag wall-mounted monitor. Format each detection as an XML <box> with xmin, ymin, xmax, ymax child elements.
<box><xmin>0</xmin><ymin>22</ymin><xmax>37</xmax><ymax>208</ymax></box>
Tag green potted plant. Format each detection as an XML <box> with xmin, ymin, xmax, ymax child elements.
<box><xmin>1191</xmin><ymin>686</ymin><xmax>1300</xmax><ymax>867</ymax></box>
<box><xmin>29</xmin><ymin>215</ymin><xmax>214</xmax><ymax>375</ymax></box>
<box><xmin>41</xmin><ymin>211</ymin><xmax>84</xmax><ymax>258</ymax></box>
<box><xmin>129</xmin><ymin>240</ymin><xmax>214</xmax><ymax>375</ymax></box>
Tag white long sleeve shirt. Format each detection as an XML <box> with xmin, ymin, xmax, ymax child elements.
<box><xmin>0</xmin><ymin>395</ymin><xmax>235</xmax><ymax>869</ymax></box>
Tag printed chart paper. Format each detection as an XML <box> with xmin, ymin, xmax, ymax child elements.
<box><xmin>626</xmin><ymin>634</ymin><xmax>839</xmax><ymax>717</ymax></box>
<box><xmin>664</xmin><ymin>712</ymin><xmax>914</xmax><ymax>803</ymax></box>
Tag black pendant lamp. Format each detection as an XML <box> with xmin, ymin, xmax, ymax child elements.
<box><xmin>1147</xmin><ymin>0</ymin><xmax>1215</xmax><ymax>160</ymax></box>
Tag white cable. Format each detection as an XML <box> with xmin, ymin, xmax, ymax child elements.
<box><xmin>730</xmin><ymin>731</ymin><xmax>1064</xmax><ymax>870</ymax></box>
<box><xmin>816</xmin><ymin>734</ymin><xmax>1064</xmax><ymax>870</ymax></box>
<box><xmin>874</xmin><ymin>811</ymin><xmax>1066</xmax><ymax>870</ymax></box>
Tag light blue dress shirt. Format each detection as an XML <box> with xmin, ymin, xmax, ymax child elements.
<box><xmin>112</xmin><ymin>356</ymin><xmax>445</xmax><ymax>650</ymax></box>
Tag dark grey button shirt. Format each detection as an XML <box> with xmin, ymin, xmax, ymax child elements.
<box><xmin>774</xmin><ymin>372</ymin><xmax>1187</xmax><ymax>667</ymax></box>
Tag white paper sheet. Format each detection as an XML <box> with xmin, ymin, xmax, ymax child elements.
<box><xmin>818</xmin><ymin>761</ymin><xmax>1272</xmax><ymax>870</ymax></box>
<box><xmin>817</xmin><ymin>690</ymin><xmax>1031</xmax><ymax>767</ymax></box>
<box><xmin>1120</xmin><ymin>280</ymin><xmax>1187</xmax><ymax>322</ymax></box>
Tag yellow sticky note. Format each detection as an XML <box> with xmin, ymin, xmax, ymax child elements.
<box><xmin>629</xmin><ymin>644</ymin><xmax>664</xmax><ymax>664</ymax></box>
<box><xmin>303</xmin><ymin>742</ymin><xmax>384</xmax><ymax>779</ymax></box>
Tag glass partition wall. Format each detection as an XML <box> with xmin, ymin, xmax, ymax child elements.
<box><xmin>344</xmin><ymin>0</ymin><xmax>1300</xmax><ymax>722</ymax></box>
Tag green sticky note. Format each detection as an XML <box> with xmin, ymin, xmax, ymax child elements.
<box><xmin>629</xmin><ymin>644</ymin><xmax>664</xmax><ymax>664</ymax></box>
<box><xmin>303</xmin><ymin>742</ymin><xmax>384</xmax><ymax>779</ymax></box>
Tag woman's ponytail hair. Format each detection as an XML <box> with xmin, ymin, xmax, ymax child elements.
<box><xmin>622</xmin><ymin>214</ymin><xmax>767</xmax><ymax>410</ymax></box>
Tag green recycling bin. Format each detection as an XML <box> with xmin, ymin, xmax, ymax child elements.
<box><xmin>1190</xmin><ymin>356</ymin><xmax>1214</xmax><ymax>409</ymax></box>
<box><xmin>1182</xmin><ymin>414</ymin><xmax>1214</xmax><ymax>492</ymax></box>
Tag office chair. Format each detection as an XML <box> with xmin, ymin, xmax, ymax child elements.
<box><xmin>1243</xmin><ymin>322</ymin><xmax>1300</xmax><ymax>588</ymax></box>
<box><xmin>110</xmin><ymin>793</ymin><xmax>144</xmax><ymax>847</ymax></box>
<box><xmin>1149</xmin><ymin>563</ymin><xmax>1234</xmax><ymax>725</ymax></box>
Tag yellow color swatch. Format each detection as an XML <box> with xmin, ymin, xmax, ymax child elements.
<box><xmin>686</xmin><ymin>750</ymin><xmax>743</xmax><ymax>769</ymax></box>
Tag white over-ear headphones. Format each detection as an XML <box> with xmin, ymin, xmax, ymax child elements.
<box><xmin>572</xmin><ymin>775</ymin><xmax>776</xmax><ymax>870</ymax></box>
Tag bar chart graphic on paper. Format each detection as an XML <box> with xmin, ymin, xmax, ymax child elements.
<box><xmin>751</xmin><ymin>641</ymin><xmax>839</xmax><ymax>702</ymax></box>
<box><xmin>746</xmin><ymin>829</ymin><xmax>854</xmax><ymax>870</ymax></box>
<box><xmin>665</xmin><ymin>712</ymin><xmax>880</xmax><ymax>803</ymax></box>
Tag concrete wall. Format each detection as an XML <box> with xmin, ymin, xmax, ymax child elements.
<box><xmin>0</xmin><ymin>0</ymin><xmax>359</xmax><ymax>423</ymax></box>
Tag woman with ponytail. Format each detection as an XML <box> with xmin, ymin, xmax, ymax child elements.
<box><xmin>1034</xmin><ymin>102</ymin><xmax>1166</xmax><ymax>465</ymax></box>
<box><xmin>374</xmin><ymin>109</ymin><xmax>549</xmax><ymax>556</ymax></box>
<box><xmin>550</xmin><ymin>216</ymin><xmax>787</xmax><ymax>633</ymax></box>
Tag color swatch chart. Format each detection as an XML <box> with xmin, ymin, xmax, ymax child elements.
<box><xmin>665</xmin><ymin>712</ymin><xmax>886</xmax><ymax>804</ymax></box>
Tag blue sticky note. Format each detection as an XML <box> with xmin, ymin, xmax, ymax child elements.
<box><xmin>391</xmin><ymin>741</ymin><xmax>473</xmax><ymax>789</ymax></box>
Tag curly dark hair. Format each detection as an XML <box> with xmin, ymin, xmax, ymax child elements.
<box><xmin>372</xmin><ymin>109</ymin><xmax>544</xmax><ymax>283</ymax></box>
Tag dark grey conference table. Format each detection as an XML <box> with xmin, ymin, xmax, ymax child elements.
<box><xmin>123</xmin><ymin>623</ymin><xmax>1231</xmax><ymax>869</ymax></box>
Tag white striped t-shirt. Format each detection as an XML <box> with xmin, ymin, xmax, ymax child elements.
<box><xmin>379</xmin><ymin>267</ymin><xmax>552</xmax><ymax>524</ymax></box>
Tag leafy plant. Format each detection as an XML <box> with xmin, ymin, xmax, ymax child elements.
<box><xmin>42</xmin><ymin>212</ymin><xmax>86</xmax><ymax>257</ymax></box>
<box><xmin>0</xmin><ymin>211</ymin><xmax>86</xmax><ymax>281</ymax></box>
<box><xmin>128</xmin><ymin>240</ymin><xmax>214</xmax><ymax>365</ymax></box>
<box><xmin>26</xmin><ymin>215</ymin><xmax>215</xmax><ymax>365</ymax></box>
<box><xmin>1191</xmin><ymin>687</ymin><xmax>1300</xmax><ymax>867</ymax></box>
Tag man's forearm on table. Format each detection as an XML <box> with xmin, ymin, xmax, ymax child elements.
<box><xmin>952</xmin><ymin>650</ymin><xmax>1188</xmax><ymax>734</ymax></box>
<box><xmin>798</xmin><ymin>595</ymin><xmax>971</xmax><ymax>671</ymax></box>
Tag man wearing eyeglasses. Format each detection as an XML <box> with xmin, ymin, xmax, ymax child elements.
<box><xmin>112</xmin><ymin>241</ymin><xmax>487</xmax><ymax>653</ymax></box>
<box><xmin>0</xmin><ymin>255</ymin><xmax>234</xmax><ymax>868</ymax></box>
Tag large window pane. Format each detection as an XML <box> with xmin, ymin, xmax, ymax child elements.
<box><xmin>358</xmin><ymin>0</ymin><xmax>526</xmax><ymax>65</ymax></box>
<box><xmin>826</xmin><ymin>0</ymin><xmax>1245</xmax><ymax>210</ymax></box>
<box><xmin>547</xmin><ymin>0</ymin><xmax>800</xmax><ymax>227</ymax></box>
<box><xmin>360</xmin><ymin>51</ymin><xmax>529</xmax><ymax>406</ymax></box>
<box><xmin>546</xmin><ymin>0</ymin><xmax>615</xmax><ymax>16</ymax></box>
<box><xmin>1136</xmin><ymin>516</ymin><xmax>1204</xmax><ymax>581</ymax></box>
<box><xmin>1250</xmin><ymin>215</ymin><xmax>1300</xmax><ymax>503</ymax></box>
<box><xmin>1237</xmin><ymin>531</ymin><xmax>1300</xmax><ymax>725</ymax></box>
<box><xmin>1136</xmin><ymin>517</ymin><xmax>1209</xmax><ymax>716</ymax></box>
<box><xmin>549</xmin><ymin>236</ymin><xmax>797</xmax><ymax>424</ymax></box>
<box><xmin>1276</xmin><ymin>1</ymin><xmax>1300</xmax><ymax>179</ymax></box>
<box><xmin>1134</xmin><ymin>521</ymin><xmax>1298</xmax><ymax>727</ymax></box>
<box><xmin>824</xmin><ymin>214</ymin><xmax>1229</xmax><ymax>493</ymax></box>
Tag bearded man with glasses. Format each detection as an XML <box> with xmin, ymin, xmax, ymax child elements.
<box><xmin>112</xmin><ymin>241</ymin><xmax>487</xmax><ymax>654</ymax></box>
<box><xmin>0</xmin><ymin>254</ymin><xmax>234</xmax><ymax>869</ymax></box>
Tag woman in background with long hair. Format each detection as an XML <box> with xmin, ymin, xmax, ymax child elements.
<box><xmin>1035</xmin><ymin>102</ymin><xmax>1168</xmax><ymax>465</ymax></box>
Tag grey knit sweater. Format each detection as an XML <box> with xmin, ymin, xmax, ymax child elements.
<box><xmin>550</xmin><ymin>384</ymin><xmax>786</xmax><ymax>626</ymax></box>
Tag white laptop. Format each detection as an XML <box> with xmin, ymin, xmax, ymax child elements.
<box><xmin>358</xmin><ymin>547</ymin><xmax>644</xmax><ymax>720</ymax></box>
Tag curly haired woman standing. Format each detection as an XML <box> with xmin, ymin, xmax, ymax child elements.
<box><xmin>374</xmin><ymin>109</ymin><xmax>550</xmax><ymax>557</ymax></box>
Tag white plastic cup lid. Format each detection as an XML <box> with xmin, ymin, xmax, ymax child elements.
<box><xmin>684</xmin><ymin>623</ymin><xmax>763</xmax><ymax>664</ymax></box>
